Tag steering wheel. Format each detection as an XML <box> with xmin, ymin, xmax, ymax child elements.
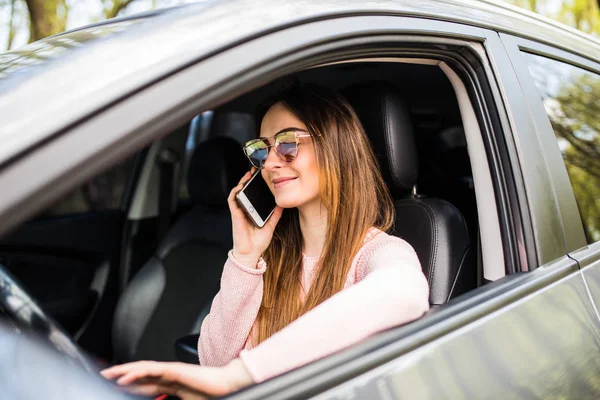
<box><xmin>0</xmin><ymin>262</ymin><xmax>97</xmax><ymax>372</ymax></box>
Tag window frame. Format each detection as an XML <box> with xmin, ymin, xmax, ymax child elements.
<box><xmin>500</xmin><ymin>33</ymin><xmax>600</xmax><ymax>253</ymax></box>
<box><xmin>30</xmin><ymin>151</ymin><xmax>143</xmax><ymax>220</ymax></box>
<box><xmin>0</xmin><ymin>17</ymin><xmax>529</xmax><ymax>278</ymax></box>
<box><xmin>481</xmin><ymin>31</ymin><xmax>571</xmax><ymax>268</ymax></box>
<box><xmin>0</xmin><ymin>14</ymin><xmax>587</xmax><ymax>399</ymax></box>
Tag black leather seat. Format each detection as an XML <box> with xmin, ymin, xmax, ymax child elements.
<box><xmin>111</xmin><ymin>137</ymin><xmax>248</xmax><ymax>363</ymax></box>
<box><xmin>343</xmin><ymin>83</ymin><xmax>475</xmax><ymax>306</ymax></box>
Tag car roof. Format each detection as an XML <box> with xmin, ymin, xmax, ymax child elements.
<box><xmin>0</xmin><ymin>0</ymin><xmax>598</xmax><ymax>167</ymax></box>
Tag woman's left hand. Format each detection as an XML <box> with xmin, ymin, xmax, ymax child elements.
<box><xmin>101</xmin><ymin>358</ymin><xmax>254</xmax><ymax>400</ymax></box>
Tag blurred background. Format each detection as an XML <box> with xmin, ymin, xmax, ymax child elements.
<box><xmin>0</xmin><ymin>0</ymin><xmax>598</xmax><ymax>52</ymax></box>
<box><xmin>0</xmin><ymin>0</ymin><xmax>194</xmax><ymax>52</ymax></box>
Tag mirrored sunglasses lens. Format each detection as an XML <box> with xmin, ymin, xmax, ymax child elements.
<box><xmin>245</xmin><ymin>142</ymin><xmax>268</xmax><ymax>168</ymax></box>
<box><xmin>275</xmin><ymin>132</ymin><xmax>298</xmax><ymax>162</ymax></box>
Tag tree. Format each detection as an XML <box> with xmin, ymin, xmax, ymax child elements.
<box><xmin>558</xmin><ymin>0</ymin><xmax>600</xmax><ymax>33</ymax></box>
<box><xmin>3</xmin><ymin>0</ymin><xmax>141</xmax><ymax>48</ymax></box>
<box><xmin>506</xmin><ymin>0</ymin><xmax>600</xmax><ymax>35</ymax></box>
<box><xmin>526</xmin><ymin>51</ymin><xmax>600</xmax><ymax>242</ymax></box>
<box><xmin>548</xmin><ymin>71</ymin><xmax>600</xmax><ymax>242</ymax></box>
<box><xmin>104</xmin><ymin>0</ymin><xmax>139</xmax><ymax>20</ymax></box>
<box><xmin>6</xmin><ymin>0</ymin><xmax>16</xmax><ymax>50</ymax></box>
<box><xmin>23</xmin><ymin>0</ymin><xmax>67</xmax><ymax>42</ymax></box>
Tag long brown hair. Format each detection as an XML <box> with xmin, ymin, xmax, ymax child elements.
<box><xmin>256</xmin><ymin>84</ymin><xmax>395</xmax><ymax>344</ymax></box>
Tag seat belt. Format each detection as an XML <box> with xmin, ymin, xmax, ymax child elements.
<box><xmin>156</xmin><ymin>148</ymin><xmax>179</xmax><ymax>244</ymax></box>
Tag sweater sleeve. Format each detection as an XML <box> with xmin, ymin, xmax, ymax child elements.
<box><xmin>197</xmin><ymin>251</ymin><xmax>266</xmax><ymax>367</ymax></box>
<box><xmin>238</xmin><ymin>236</ymin><xmax>429</xmax><ymax>382</ymax></box>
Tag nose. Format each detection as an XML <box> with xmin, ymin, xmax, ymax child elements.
<box><xmin>262</xmin><ymin>145</ymin><xmax>283</xmax><ymax>170</ymax></box>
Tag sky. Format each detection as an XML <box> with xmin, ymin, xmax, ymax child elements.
<box><xmin>0</xmin><ymin>0</ymin><xmax>199</xmax><ymax>52</ymax></box>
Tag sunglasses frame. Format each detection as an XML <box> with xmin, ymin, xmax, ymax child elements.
<box><xmin>243</xmin><ymin>129</ymin><xmax>313</xmax><ymax>169</ymax></box>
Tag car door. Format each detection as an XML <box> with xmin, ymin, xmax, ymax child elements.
<box><xmin>499</xmin><ymin>35</ymin><xmax>600</xmax><ymax>319</ymax></box>
<box><xmin>218</xmin><ymin>22</ymin><xmax>600</xmax><ymax>400</ymax></box>
<box><xmin>0</xmin><ymin>4</ymin><xmax>599</xmax><ymax>400</ymax></box>
<box><xmin>0</xmin><ymin>153</ymin><xmax>141</xmax><ymax>358</ymax></box>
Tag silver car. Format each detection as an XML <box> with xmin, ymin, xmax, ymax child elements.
<box><xmin>0</xmin><ymin>0</ymin><xmax>599</xmax><ymax>398</ymax></box>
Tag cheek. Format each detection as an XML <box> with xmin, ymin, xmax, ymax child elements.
<box><xmin>261</xmin><ymin>169</ymin><xmax>271</xmax><ymax>191</ymax></box>
<box><xmin>299</xmin><ymin>150</ymin><xmax>320</xmax><ymax>193</ymax></box>
<box><xmin>308</xmin><ymin>161</ymin><xmax>320</xmax><ymax>189</ymax></box>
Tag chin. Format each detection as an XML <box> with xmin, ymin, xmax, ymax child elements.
<box><xmin>275</xmin><ymin>192</ymin><xmax>305</xmax><ymax>208</ymax></box>
<box><xmin>275</xmin><ymin>191</ymin><xmax>320</xmax><ymax>209</ymax></box>
<box><xmin>275</xmin><ymin>197</ymin><xmax>301</xmax><ymax>209</ymax></box>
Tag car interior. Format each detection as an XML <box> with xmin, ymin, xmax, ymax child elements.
<box><xmin>0</xmin><ymin>59</ymin><xmax>492</xmax><ymax>368</ymax></box>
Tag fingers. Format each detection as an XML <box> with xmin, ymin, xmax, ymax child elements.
<box><xmin>102</xmin><ymin>361</ymin><xmax>238</xmax><ymax>400</ymax></box>
<box><xmin>102</xmin><ymin>362</ymin><xmax>213</xmax><ymax>400</ymax></box>
<box><xmin>126</xmin><ymin>384</ymin><xmax>208</xmax><ymax>400</ymax></box>
<box><xmin>101</xmin><ymin>361</ymin><xmax>163</xmax><ymax>385</ymax></box>
<box><xmin>239</xmin><ymin>169</ymin><xmax>254</xmax><ymax>185</ymax></box>
<box><xmin>117</xmin><ymin>368</ymin><xmax>156</xmax><ymax>386</ymax></box>
<box><xmin>232</xmin><ymin>170</ymin><xmax>253</xmax><ymax>195</ymax></box>
<box><xmin>100</xmin><ymin>363</ymin><xmax>133</xmax><ymax>379</ymax></box>
<box><xmin>227</xmin><ymin>170</ymin><xmax>253</xmax><ymax>208</ymax></box>
<box><xmin>123</xmin><ymin>383</ymin><xmax>171</xmax><ymax>397</ymax></box>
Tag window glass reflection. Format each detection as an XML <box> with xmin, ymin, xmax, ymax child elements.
<box><xmin>0</xmin><ymin>20</ymin><xmax>138</xmax><ymax>81</ymax></box>
<box><xmin>524</xmin><ymin>53</ymin><xmax>600</xmax><ymax>244</ymax></box>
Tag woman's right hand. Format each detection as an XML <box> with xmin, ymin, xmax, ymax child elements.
<box><xmin>227</xmin><ymin>169</ymin><xmax>283</xmax><ymax>268</ymax></box>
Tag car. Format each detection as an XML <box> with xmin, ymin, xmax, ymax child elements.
<box><xmin>0</xmin><ymin>0</ymin><xmax>599</xmax><ymax>398</ymax></box>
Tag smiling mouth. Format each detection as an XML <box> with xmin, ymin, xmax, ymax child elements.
<box><xmin>272</xmin><ymin>177</ymin><xmax>297</xmax><ymax>188</ymax></box>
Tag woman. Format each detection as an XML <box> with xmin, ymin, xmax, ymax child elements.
<box><xmin>102</xmin><ymin>84</ymin><xmax>430</xmax><ymax>399</ymax></box>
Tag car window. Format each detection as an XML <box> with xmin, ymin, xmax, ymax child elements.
<box><xmin>38</xmin><ymin>156</ymin><xmax>136</xmax><ymax>217</ymax></box>
<box><xmin>522</xmin><ymin>52</ymin><xmax>600</xmax><ymax>244</ymax></box>
<box><xmin>178</xmin><ymin>112</ymin><xmax>212</xmax><ymax>202</ymax></box>
<box><xmin>210</xmin><ymin>111</ymin><xmax>256</xmax><ymax>145</ymax></box>
<box><xmin>178</xmin><ymin>111</ymin><xmax>254</xmax><ymax>202</ymax></box>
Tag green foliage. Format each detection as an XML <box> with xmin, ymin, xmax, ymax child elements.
<box><xmin>505</xmin><ymin>0</ymin><xmax>600</xmax><ymax>35</ymax></box>
<box><xmin>103</xmin><ymin>0</ymin><xmax>137</xmax><ymax>20</ymax></box>
<box><xmin>1</xmin><ymin>0</ymin><xmax>142</xmax><ymax>50</ymax></box>
<box><xmin>2</xmin><ymin>0</ymin><xmax>599</xmax><ymax>51</ymax></box>
<box><xmin>553</xmin><ymin>73</ymin><xmax>600</xmax><ymax>242</ymax></box>
<box><xmin>526</xmin><ymin>52</ymin><xmax>600</xmax><ymax>243</ymax></box>
<box><xmin>558</xmin><ymin>0</ymin><xmax>600</xmax><ymax>33</ymax></box>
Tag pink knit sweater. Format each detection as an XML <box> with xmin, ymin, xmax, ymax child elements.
<box><xmin>198</xmin><ymin>228</ymin><xmax>430</xmax><ymax>382</ymax></box>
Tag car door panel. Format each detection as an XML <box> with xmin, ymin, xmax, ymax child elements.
<box><xmin>0</xmin><ymin>6</ymin><xmax>596</xmax><ymax>397</ymax></box>
<box><xmin>0</xmin><ymin>209</ymin><xmax>123</xmax><ymax>336</ymax></box>
<box><xmin>498</xmin><ymin>35</ymin><xmax>600</xmax><ymax>320</ymax></box>
<box><xmin>308</xmin><ymin>262</ymin><xmax>600</xmax><ymax>400</ymax></box>
<box><xmin>217</xmin><ymin>23</ymin><xmax>599</xmax><ymax>400</ymax></box>
<box><xmin>0</xmin><ymin>250</ymin><xmax>97</xmax><ymax>333</ymax></box>
<box><xmin>571</xmin><ymin>244</ymin><xmax>600</xmax><ymax>314</ymax></box>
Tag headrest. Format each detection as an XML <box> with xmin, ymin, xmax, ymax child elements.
<box><xmin>342</xmin><ymin>82</ymin><xmax>418</xmax><ymax>196</ymax></box>
<box><xmin>209</xmin><ymin>111</ymin><xmax>256</xmax><ymax>145</ymax></box>
<box><xmin>187</xmin><ymin>137</ymin><xmax>248</xmax><ymax>207</ymax></box>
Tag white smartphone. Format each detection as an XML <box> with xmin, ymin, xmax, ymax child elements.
<box><xmin>235</xmin><ymin>170</ymin><xmax>277</xmax><ymax>228</ymax></box>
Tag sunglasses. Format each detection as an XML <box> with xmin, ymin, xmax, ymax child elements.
<box><xmin>243</xmin><ymin>129</ymin><xmax>313</xmax><ymax>169</ymax></box>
